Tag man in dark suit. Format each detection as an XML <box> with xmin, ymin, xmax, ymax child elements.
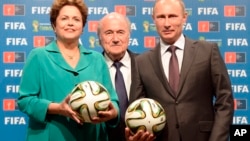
<box><xmin>97</xmin><ymin>12</ymin><xmax>138</xmax><ymax>141</ymax></box>
<box><xmin>126</xmin><ymin>0</ymin><xmax>234</xmax><ymax>141</ymax></box>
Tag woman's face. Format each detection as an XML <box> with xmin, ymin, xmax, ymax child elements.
<box><xmin>54</xmin><ymin>5</ymin><xmax>83</xmax><ymax>43</ymax></box>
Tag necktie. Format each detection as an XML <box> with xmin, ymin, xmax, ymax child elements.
<box><xmin>113</xmin><ymin>61</ymin><xmax>128</xmax><ymax>120</ymax></box>
<box><xmin>168</xmin><ymin>45</ymin><xmax>179</xmax><ymax>94</ymax></box>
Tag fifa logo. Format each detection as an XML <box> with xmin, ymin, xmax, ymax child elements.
<box><xmin>89</xmin><ymin>36</ymin><xmax>100</xmax><ymax>48</ymax></box>
<box><xmin>32</xmin><ymin>20</ymin><xmax>39</xmax><ymax>32</ymax></box>
<box><xmin>89</xmin><ymin>36</ymin><xmax>95</xmax><ymax>48</ymax></box>
<box><xmin>143</xmin><ymin>21</ymin><xmax>149</xmax><ymax>32</ymax></box>
<box><xmin>143</xmin><ymin>20</ymin><xmax>156</xmax><ymax>32</ymax></box>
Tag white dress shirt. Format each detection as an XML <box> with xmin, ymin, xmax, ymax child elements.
<box><xmin>104</xmin><ymin>51</ymin><xmax>131</xmax><ymax>99</ymax></box>
<box><xmin>161</xmin><ymin>34</ymin><xmax>185</xmax><ymax>81</ymax></box>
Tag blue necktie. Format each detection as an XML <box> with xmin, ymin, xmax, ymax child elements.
<box><xmin>168</xmin><ymin>45</ymin><xmax>180</xmax><ymax>94</ymax></box>
<box><xmin>113</xmin><ymin>61</ymin><xmax>128</xmax><ymax>120</ymax></box>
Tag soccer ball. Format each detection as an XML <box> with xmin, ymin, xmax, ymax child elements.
<box><xmin>69</xmin><ymin>81</ymin><xmax>110</xmax><ymax>123</ymax></box>
<box><xmin>125</xmin><ymin>98</ymin><xmax>166</xmax><ymax>135</ymax></box>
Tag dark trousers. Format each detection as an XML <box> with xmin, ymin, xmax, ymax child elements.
<box><xmin>107</xmin><ymin>120</ymin><xmax>126</xmax><ymax>141</ymax></box>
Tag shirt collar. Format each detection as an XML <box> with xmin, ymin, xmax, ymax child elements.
<box><xmin>45</xmin><ymin>40</ymin><xmax>91</xmax><ymax>54</ymax></box>
<box><xmin>104</xmin><ymin>51</ymin><xmax>130</xmax><ymax>68</ymax></box>
<box><xmin>160</xmin><ymin>34</ymin><xmax>185</xmax><ymax>55</ymax></box>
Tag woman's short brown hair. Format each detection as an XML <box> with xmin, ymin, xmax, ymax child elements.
<box><xmin>50</xmin><ymin>0</ymin><xmax>88</xmax><ymax>28</ymax></box>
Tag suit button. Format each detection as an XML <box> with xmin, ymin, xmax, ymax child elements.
<box><xmin>176</xmin><ymin>124</ymin><xmax>179</xmax><ymax>128</ymax></box>
<box><xmin>175</xmin><ymin>101</ymin><xmax>179</xmax><ymax>104</ymax></box>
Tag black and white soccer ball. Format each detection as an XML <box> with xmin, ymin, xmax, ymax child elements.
<box><xmin>69</xmin><ymin>81</ymin><xmax>110</xmax><ymax>123</ymax></box>
<box><xmin>125</xmin><ymin>98</ymin><xmax>166</xmax><ymax>135</ymax></box>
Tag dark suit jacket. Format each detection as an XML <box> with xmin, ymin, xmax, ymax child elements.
<box><xmin>104</xmin><ymin>50</ymin><xmax>139</xmax><ymax>141</ymax></box>
<box><xmin>130</xmin><ymin>37</ymin><xmax>234</xmax><ymax>141</ymax></box>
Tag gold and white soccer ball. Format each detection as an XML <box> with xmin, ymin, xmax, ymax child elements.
<box><xmin>125</xmin><ymin>98</ymin><xmax>166</xmax><ymax>135</ymax></box>
<box><xmin>69</xmin><ymin>81</ymin><xmax>110</xmax><ymax>123</ymax></box>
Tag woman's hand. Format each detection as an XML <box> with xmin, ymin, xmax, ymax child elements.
<box><xmin>47</xmin><ymin>94</ymin><xmax>83</xmax><ymax>124</ymax></box>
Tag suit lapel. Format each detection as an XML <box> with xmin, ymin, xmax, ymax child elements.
<box><xmin>148</xmin><ymin>38</ymin><xmax>198</xmax><ymax>98</ymax></box>
<box><xmin>148</xmin><ymin>45</ymin><xmax>175</xmax><ymax>97</ymax></box>
<box><xmin>102</xmin><ymin>50</ymin><xmax>139</xmax><ymax>101</ymax></box>
<box><xmin>178</xmin><ymin>38</ymin><xmax>197</xmax><ymax>94</ymax></box>
<box><xmin>46</xmin><ymin>41</ymin><xmax>91</xmax><ymax>72</ymax></box>
<box><xmin>45</xmin><ymin>41</ymin><xmax>72</xmax><ymax>71</ymax></box>
<box><xmin>127</xmin><ymin>50</ymin><xmax>138</xmax><ymax>100</ymax></box>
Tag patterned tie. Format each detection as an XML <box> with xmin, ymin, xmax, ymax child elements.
<box><xmin>113</xmin><ymin>61</ymin><xmax>129</xmax><ymax>120</ymax></box>
<box><xmin>168</xmin><ymin>45</ymin><xmax>180</xmax><ymax>94</ymax></box>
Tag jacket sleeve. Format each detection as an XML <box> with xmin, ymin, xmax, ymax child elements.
<box><xmin>209</xmin><ymin>43</ymin><xmax>234</xmax><ymax>141</ymax></box>
<box><xmin>17</xmin><ymin>48</ymin><xmax>51</xmax><ymax>123</ymax></box>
